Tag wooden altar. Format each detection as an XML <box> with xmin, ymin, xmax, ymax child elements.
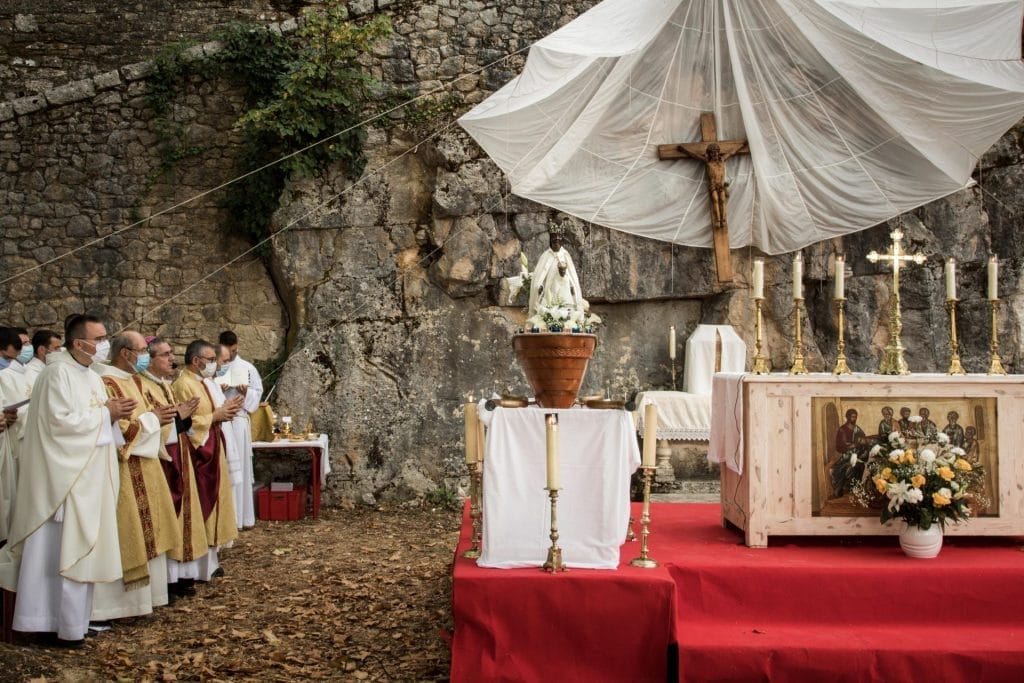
<box><xmin>711</xmin><ymin>373</ymin><xmax>1024</xmax><ymax>547</ymax></box>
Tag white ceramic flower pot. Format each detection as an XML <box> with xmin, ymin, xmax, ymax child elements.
<box><xmin>898</xmin><ymin>522</ymin><xmax>943</xmax><ymax>558</ymax></box>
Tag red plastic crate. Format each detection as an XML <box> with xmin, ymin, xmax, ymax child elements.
<box><xmin>256</xmin><ymin>485</ymin><xmax>306</xmax><ymax>521</ymax></box>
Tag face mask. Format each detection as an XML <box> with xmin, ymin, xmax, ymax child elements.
<box><xmin>91</xmin><ymin>340</ymin><xmax>110</xmax><ymax>364</ymax></box>
<box><xmin>216</xmin><ymin>365</ymin><xmax>229</xmax><ymax>378</ymax></box>
<box><xmin>134</xmin><ymin>352</ymin><xmax>151</xmax><ymax>373</ymax></box>
<box><xmin>202</xmin><ymin>361</ymin><xmax>217</xmax><ymax>378</ymax></box>
<box><xmin>0</xmin><ymin>358</ymin><xmax>9</xmax><ymax>370</ymax></box>
<box><xmin>16</xmin><ymin>347</ymin><xmax>32</xmax><ymax>365</ymax></box>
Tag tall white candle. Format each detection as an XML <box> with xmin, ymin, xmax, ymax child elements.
<box><xmin>545</xmin><ymin>414</ymin><xmax>560</xmax><ymax>490</ymax></box>
<box><xmin>945</xmin><ymin>258</ymin><xmax>956</xmax><ymax>300</ymax></box>
<box><xmin>752</xmin><ymin>258</ymin><xmax>764</xmax><ymax>299</ymax></box>
<box><xmin>642</xmin><ymin>403</ymin><xmax>657</xmax><ymax>469</ymax></box>
<box><xmin>988</xmin><ymin>256</ymin><xmax>998</xmax><ymax>300</ymax></box>
<box><xmin>464</xmin><ymin>403</ymin><xmax>479</xmax><ymax>465</ymax></box>
<box><xmin>669</xmin><ymin>326</ymin><xmax>676</xmax><ymax>360</ymax></box>
<box><xmin>833</xmin><ymin>255</ymin><xmax>845</xmax><ymax>299</ymax></box>
<box><xmin>792</xmin><ymin>252</ymin><xmax>803</xmax><ymax>300</ymax></box>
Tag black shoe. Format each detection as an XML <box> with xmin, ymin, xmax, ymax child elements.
<box><xmin>53</xmin><ymin>637</ymin><xmax>85</xmax><ymax>649</ymax></box>
<box><xmin>211</xmin><ymin>566</ymin><xmax>225</xmax><ymax>578</ymax></box>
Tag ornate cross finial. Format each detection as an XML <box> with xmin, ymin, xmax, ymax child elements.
<box><xmin>867</xmin><ymin>228</ymin><xmax>926</xmax><ymax>374</ymax></box>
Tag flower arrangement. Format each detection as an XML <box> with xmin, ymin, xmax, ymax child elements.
<box><xmin>852</xmin><ymin>416</ymin><xmax>987</xmax><ymax>531</ymax></box>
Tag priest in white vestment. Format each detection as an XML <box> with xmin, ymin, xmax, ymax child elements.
<box><xmin>24</xmin><ymin>329</ymin><xmax>63</xmax><ymax>388</ymax></box>
<box><xmin>0</xmin><ymin>327</ymin><xmax>33</xmax><ymax>456</ymax></box>
<box><xmin>218</xmin><ymin>331</ymin><xmax>263</xmax><ymax>530</ymax></box>
<box><xmin>0</xmin><ymin>315</ymin><xmax>134</xmax><ymax>644</ymax></box>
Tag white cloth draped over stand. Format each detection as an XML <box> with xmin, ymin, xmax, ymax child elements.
<box><xmin>478</xmin><ymin>407</ymin><xmax>640</xmax><ymax>569</ymax></box>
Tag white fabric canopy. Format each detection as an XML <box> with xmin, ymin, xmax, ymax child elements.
<box><xmin>460</xmin><ymin>0</ymin><xmax>1024</xmax><ymax>254</ymax></box>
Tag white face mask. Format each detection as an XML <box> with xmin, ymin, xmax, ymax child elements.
<box><xmin>90</xmin><ymin>340</ymin><xmax>110</xmax><ymax>364</ymax></box>
<box><xmin>201</xmin><ymin>361</ymin><xmax>217</xmax><ymax>378</ymax></box>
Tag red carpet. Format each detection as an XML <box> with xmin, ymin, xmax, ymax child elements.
<box><xmin>451</xmin><ymin>502</ymin><xmax>1024</xmax><ymax>682</ymax></box>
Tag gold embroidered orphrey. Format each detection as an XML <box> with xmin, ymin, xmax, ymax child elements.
<box><xmin>658</xmin><ymin>111</ymin><xmax>749</xmax><ymax>283</ymax></box>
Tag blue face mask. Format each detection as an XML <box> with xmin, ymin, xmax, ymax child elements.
<box><xmin>216</xmin><ymin>365</ymin><xmax>229</xmax><ymax>378</ymax></box>
<box><xmin>0</xmin><ymin>358</ymin><xmax>9</xmax><ymax>370</ymax></box>
<box><xmin>134</xmin><ymin>352</ymin><xmax>151</xmax><ymax>374</ymax></box>
<box><xmin>16</xmin><ymin>346</ymin><xmax>32</xmax><ymax>365</ymax></box>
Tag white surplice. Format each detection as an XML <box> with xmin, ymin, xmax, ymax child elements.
<box><xmin>223</xmin><ymin>356</ymin><xmax>261</xmax><ymax>529</ymax></box>
<box><xmin>23</xmin><ymin>356</ymin><xmax>46</xmax><ymax>388</ymax></box>
<box><xmin>0</xmin><ymin>351</ymin><xmax>121</xmax><ymax>641</ymax></box>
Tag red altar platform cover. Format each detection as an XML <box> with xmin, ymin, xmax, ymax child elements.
<box><xmin>451</xmin><ymin>502</ymin><xmax>1024</xmax><ymax>682</ymax></box>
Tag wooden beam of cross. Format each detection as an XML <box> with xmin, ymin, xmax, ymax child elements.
<box><xmin>658</xmin><ymin>112</ymin><xmax>749</xmax><ymax>283</ymax></box>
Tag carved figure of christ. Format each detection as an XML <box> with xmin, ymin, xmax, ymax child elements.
<box><xmin>658</xmin><ymin>112</ymin><xmax>749</xmax><ymax>283</ymax></box>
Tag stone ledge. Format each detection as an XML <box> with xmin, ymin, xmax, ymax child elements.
<box><xmin>45</xmin><ymin>80</ymin><xmax>96</xmax><ymax>107</ymax></box>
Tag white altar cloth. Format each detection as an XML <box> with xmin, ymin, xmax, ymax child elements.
<box><xmin>708</xmin><ymin>373</ymin><xmax>746</xmax><ymax>474</ymax></box>
<box><xmin>634</xmin><ymin>390</ymin><xmax>711</xmax><ymax>441</ymax></box>
<box><xmin>478</xmin><ymin>406</ymin><xmax>640</xmax><ymax>569</ymax></box>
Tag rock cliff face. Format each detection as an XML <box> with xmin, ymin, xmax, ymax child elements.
<box><xmin>2</xmin><ymin>1</ymin><xmax>1021</xmax><ymax>505</ymax></box>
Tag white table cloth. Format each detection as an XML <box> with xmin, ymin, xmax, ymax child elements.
<box><xmin>251</xmin><ymin>433</ymin><xmax>331</xmax><ymax>486</ymax></box>
<box><xmin>478</xmin><ymin>406</ymin><xmax>640</xmax><ymax>569</ymax></box>
<box><xmin>634</xmin><ymin>390</ymin><xmax>711</xmax><ymax>441</ymax></box>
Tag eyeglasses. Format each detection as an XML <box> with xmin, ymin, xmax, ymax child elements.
<box><xmin>132</xmin><ymin>347</ymin><xmax>148</xmax><ymax>354</ymax></box>
<box><xmin>153</xmin><ymin>351</ymin><xmax>174</xmax><ymax>358</ymax></box>
<box><xmin>83</xmin><ymin>336</ymin><xmax>109</xmax><ymax>343</ymax></box>
<box><xmin>200</xmin><ymin>355</ymin><xmax>217</xmax><ymax>362</ymax></box>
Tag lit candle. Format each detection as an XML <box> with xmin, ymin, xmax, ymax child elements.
<box><xmin>464</xmin><ymin>403</ymin><xmax>479</xmax><ymax>465</ymax></box>
<box><xmin>988</xmin><ymin>255</ymin><xmax>998</xmax><ymax>300</ymax></box>
<box><xmin>792</xmin><ymin>252</ymin><xmax>803</xmax><ymax>300</ymax></box>
<box><xmin>945</xmin><ymin>258</ymin><xmax>956</xmax><ymax>300</ymax></box>
<box><xmin>669</xmin><ymin>325</ymin><xmax>677</xmax><ymax>360</ymax></box>
<box><xmin>281</xmin><ymin>416</ymin><xmax>292</xmax><ymax>424</ymax></box>
<box><xmin>833</xmin><ymin>255</ymin><xmax>845</xmax><ymax>299</ymax></box>
<box><xmin>545</xmin><ymin>414</ymin><xmax>559</xmax><ymax>490</ymax></box>
<box><xmin>752</xmin><ymin>258</ymin><xmax>764</xmax><ymax>299</ymax></box>
<box><xmin>642</xmin><ymin>403</ymin><xmax>657</xmax><ymax>469</ymax></box>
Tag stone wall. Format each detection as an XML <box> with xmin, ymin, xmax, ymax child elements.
<box><xmin>2</xmin><ymin>0</ymin><xmax>1023</xmax><ymax>507</ymax></box>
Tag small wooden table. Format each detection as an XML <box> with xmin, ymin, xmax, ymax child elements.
<box><xmin>252</xmin><ymin>434</ymin><xmax>331</xmax><ymax>519</ymax></box>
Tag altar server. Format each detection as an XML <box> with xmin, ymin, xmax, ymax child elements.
<box><xmin>25</xmin><ymin>329</ymin><xmax>62</xmax><ymax>387</ymax></box>
<box><xmin>91</xmin><ymin>331</ymin><xmax>181</xmax><ymax>620</ymax></box>
<box><xmin>0</xmin><ymin>327</ymin><xmax>33</xmax><ymax>450</ymax></box>
<box><xmin>218</xmin><ymin>331</ymin><xmax>262</xmax><ymax>529</ymax></box>
<box><xmin>171</xmin><ymin>340</ymin><xmax>240</xmax><ymax>555</ymax></box>
<box><xmin>137</xmin><ymin>337</ymin><xmax>210</xmax><ymax>592</ymax></box>
<box><xmin>0</xmin><ymin>314</ymin><xmax>133</xmax><ymax>646</ymax></box>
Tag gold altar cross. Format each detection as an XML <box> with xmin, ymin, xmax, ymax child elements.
<box><xmin>658</xmin><ymin>112</ymin><xmax>749</xmax><ymax>283</ymax></box>
<box><xmin>867</xmin><ymin>228</ymin><xmax>926</xmax><ymax>374</ymax></box>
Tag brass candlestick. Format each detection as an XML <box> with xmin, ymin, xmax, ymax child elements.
<box><xmin>988</xmin><ymin>299</ymin><xmax>1007</xmax><ymax>375</ymax></box>
<box><xmin>789</xmin><ymin>298</ymin><xmax>807</xmax><ymax>375</ymax></box>
<box><xmin>833</xmin><ymin>298</ymin><xmax>851</xmax><ymax>375</ymax></box>
<box><xmin>878</xmin><ymin>292</ymin><xmax>910</xmax><ymax>375</ymax></box>
<box><xmin>752</xmin><ymin>297</ymin><xmax>769</xmax><ymax>374</ymax></box>
<box><xmin>946</xmin><ymin>299</ymin><xmax>966</xmax><ymax>375</ymax></box>
<box><xmin>629</xmin><ymin>467</ymin><xmax>658</xmax><ymax>568</ymax></box>
<box><xmin>542</xmin><ymin>488</ymin><xmax>567</xmax><ymax>573</ymax></box>
<box><xmin>461</xmin><ymin>461</ymin><xmax>483</xmax><ymax>559</ymax></box>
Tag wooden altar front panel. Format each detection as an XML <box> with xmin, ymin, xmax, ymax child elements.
<box><xmin>716</xmin><ymin>374</ymin><xmax>1024</xmax><ymax>547</ymax></box>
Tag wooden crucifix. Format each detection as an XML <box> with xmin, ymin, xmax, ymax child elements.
<box><xmin>658</xmin><ymin>112</ymin><xmax>749</xmax><ymax>283</ymax></box>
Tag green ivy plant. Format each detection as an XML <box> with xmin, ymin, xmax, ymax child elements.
<box><xmin>144</xmin><ymin>5</ymin><xmax>392</xmax><ymax>247</ymax></box>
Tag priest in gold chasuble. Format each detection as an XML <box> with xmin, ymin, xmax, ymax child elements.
<box><xmin>138</xmin><ymin>337</ymin><xmax>211</xmax><ymax>585</ymax></box>
<box><xmin>91</xmin><ymin>331</ymin><xmax>181</xmax><ymax>620</ymax></box>
<box><xmin>171</xmin><ymin>340</ymin><xmax>239</xmax><ymax>550</ymax></box>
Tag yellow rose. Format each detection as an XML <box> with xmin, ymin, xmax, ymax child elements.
<box><xmin>901</xmin><ymin>451</ymin><xmax>916</xmax><ymax>465</ymax></box>
<box><xmin>933</xmin><ymin>491</ymin><xmax>951</xmax><ymax>506</ymax></box>
<box><xmin>874</xmin><ymin>477</ymin><xmax>888</xmax><ymax>494</ymax></box>
<box><xmin>937</xmin><ymin>466</ymin><xmax>955</xmax><ymax>481</ymax></box>
<box><xmin>911</xmin><ymin>474</ymin><xmax>926</xmax><ymax>488</ymax></box>
<box><xmin>954</xmin><ymin>458</ymin><xmax>973</xmax><ymax>472</ymax></box>
<box><xmin>881</xmin><ymin>467</ymin><xmax>893</xmax><ymax>480</ymax></box>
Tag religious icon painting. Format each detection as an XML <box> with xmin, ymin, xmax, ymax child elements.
<box><xmin>810</xmin><ymin>397</ymin><xmax>998</xmax><ymax>518</ymax></box>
